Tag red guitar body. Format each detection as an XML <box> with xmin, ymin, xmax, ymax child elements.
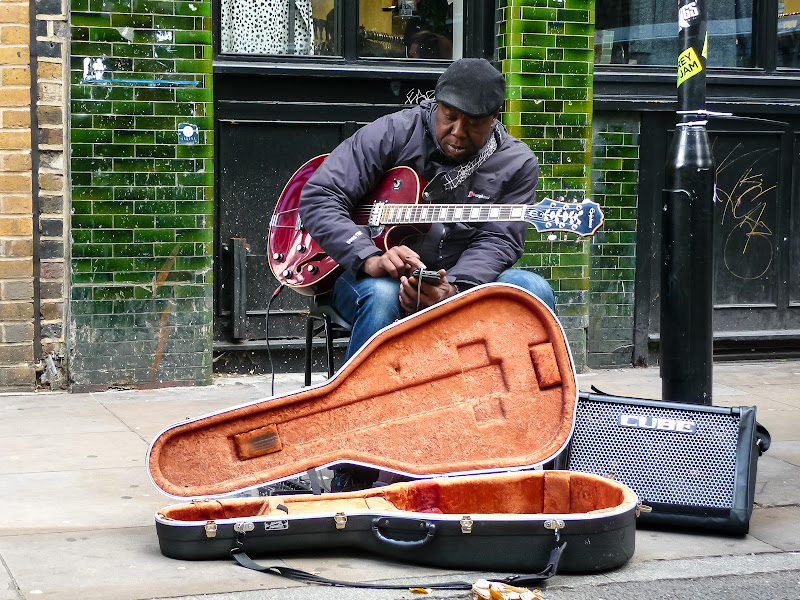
<box><xmin>268</xmin><ymin>155</ymin><xmax>428</xmax><ymax>296</ymax></box>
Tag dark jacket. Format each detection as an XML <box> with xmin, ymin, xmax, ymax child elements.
<box><xmin>298</xmin><ymin>101</ymin><xmax>539</xmax><ymax>288</ymax></box>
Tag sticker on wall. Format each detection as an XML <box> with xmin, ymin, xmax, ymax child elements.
<box><xmin>82</xmin><ymin>57</ymin><xmax>106</xmax><ymax>82</ymax></box>
<box><xmin>677</xmin><ymin>47</ymin><xmax>702</xmax><ymax>86</ymax></box>
<box><xmin>178</xmin><ymin>123</ymin><xmax>199</xmax><ymax>145</ymax></box>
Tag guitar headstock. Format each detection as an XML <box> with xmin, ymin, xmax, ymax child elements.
<box><xmin>525</xmin><ymin>197</ymin><xmax>605</xmax><ymax>237</ymax></box>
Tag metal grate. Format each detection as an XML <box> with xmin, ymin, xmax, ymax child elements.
<box><xmin>568</xmin><ymin>399</ymin><xmax>739</xmax><ymax>508</ymax></box>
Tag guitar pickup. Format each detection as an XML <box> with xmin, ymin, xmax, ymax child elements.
<box><xmin>368</xmin><ymin>201</ymin><xmax>386</xmax><ymax>227</ymax></box>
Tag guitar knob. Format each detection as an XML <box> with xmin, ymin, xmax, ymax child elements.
<box><xmin>296</xmin><ymin>244</ymin><xmax>307</xmax><ymax>253</ymax></box>
<box><xmin>307</xmin><ymin>265</ymin><xmax>319</xmax><ymax>274</ymax></box>
<box><xmin>282</xmin><ymin>270</ymin><xmax>293</xmax><ymax>279</ymax></box>
<box><xmin>273</xmin><ymin>253</ymin><xmax>284</xmax><ymax>262</ymax></box>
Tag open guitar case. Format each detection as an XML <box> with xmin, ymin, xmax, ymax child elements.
<box><xmin>148</xmin><ymin>284</ymin><xmax>638</xmax><ymax>576</ymax></box>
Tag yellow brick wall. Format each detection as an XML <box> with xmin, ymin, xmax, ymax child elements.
<box><xmin>0</xmin><ymin>0</ymin><xmax>35</xmax><ymax>390</ymax></box>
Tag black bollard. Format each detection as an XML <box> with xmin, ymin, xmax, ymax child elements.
<box><xmin>660</xmin><ymin>0</ymin><xmax>715</xmax><ymax>405</ymax></box>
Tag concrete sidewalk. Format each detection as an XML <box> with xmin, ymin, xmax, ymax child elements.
<box><xmin>0</xmin><ymin>361</ymin><xmax>798</xmax><ymax>600</ymax></box>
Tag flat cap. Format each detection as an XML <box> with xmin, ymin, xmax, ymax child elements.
<box><xmin>435</xmin><ymin>58</ymin><xmax>505</xmax><ymax>118</ymax></box>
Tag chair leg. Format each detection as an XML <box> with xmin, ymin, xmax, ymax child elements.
<box><xmin>304</xmin><ymin>314</ymin><xmax>314</xmax><ymax>387</ymax></box>
<box><xmin>323</xmin><ymin>313</ymin><xmax>335</xmax><ymax>379</ymax></box>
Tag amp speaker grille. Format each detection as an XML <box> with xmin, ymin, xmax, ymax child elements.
<box><xmin>568</xmin><ymin>398</ymin><xmax>739</xmax><ymax>508</ymax></box>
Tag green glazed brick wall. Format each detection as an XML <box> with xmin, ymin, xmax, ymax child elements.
<box><xmin>69</xmin><ymin>0</ymin><xmax>213</xmax><ymax>390</ymax></box>
<box><xmin>587</xmin><ymin>113</ymin><xmax>640</xmax><ymax>367</ymax></box>
<box><xmin>497</xmin><ymin>0</ymin><xmax>594</xmax><ymax>370</ymax></box>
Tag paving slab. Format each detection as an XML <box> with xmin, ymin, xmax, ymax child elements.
<box><xmin>0</xmin><ymin>361</ymin><xmax>798</xmax><ymax>600</ymax></box>
<box><xmin>728</xmin><ymin>385</ymin><xmax>800</xmax><ymax>408</ymax></box>
<box><xmin>749</xmin><ymin>506</ymin><xmax>800</xmax><ymax>552</ymax></box>
<box><xmin>282</xmin><ymin>549</ymin><xmax>474</xmax><ymax>586</ymax></box>
<box><xmin>0</xmin><ymin>566</ymin><xmax>19</xmax><ymax>600</ymax></box>
<box><xmin>595</xmin><ymin>551</ymin><xmax>800</xmax><ymax>584</ymax></box>
<box><xmin>0</xmin><ymin>395</ymin><xmax>127</xmax><ymax>438</ymax></box>
<box><xmin>0</xmin><ymin>467</ymin><xmax>162</xmax><ymax>534</ymax></box>
<box><xmin>101</xmin><ymin>398</ymin><xmax>261</xmax><ymax>442</ymax></box>
<box><xmin>97</xmin><ymin>376</ymin><xmax>325</xmax><ymax>441</ymax></box>
<box><xmin>753</xmin><ymin>455</ymin><xmax>800</xmax><ymax>507</ymax></box>
<box><xmin>767</xmin><ymin>441</ymin><xmax>800</xmax><ymax>468</ymax></box>
<box><xmin>630</xmin><ymin>526</ymin><xmax>777</xmax><ymax>562</ymax></box>
<box><xmin>711</xmin><ymin>395</ymin><xmax>791</xmax><ymax>412</ymax></box>
<box><xmin>750</xmin><ymin>409</ymin><xmax>800</xmax><ymax>443</ymax></box>
<box><xmin>0</xmin><ymin>527</ymin><xmax>291</xmax><ymax>600</ymax></box>
<box><xmin>1</xmin><ymin>431</ymin><xmax>147</xmax><ymax>475</ymax></box>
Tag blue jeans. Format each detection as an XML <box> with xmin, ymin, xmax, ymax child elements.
<box><xmin>330</xmin><ymin>269</ymin><xmax>555</xmax><ymax>360</ymax></box>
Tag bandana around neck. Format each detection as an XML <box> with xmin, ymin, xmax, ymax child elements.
<box><xmin>439</xmin><ymin>120</ymin><xmax>501</xmax><ymax>191</ymax></box>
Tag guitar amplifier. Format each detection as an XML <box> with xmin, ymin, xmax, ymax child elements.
<box><xmin>559</xmin><ymin>391</ymin><xmax>769</xmax><ymax>534</ymax></box>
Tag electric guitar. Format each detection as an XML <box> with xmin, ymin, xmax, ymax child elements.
<box><xmin>268</xmin><ymin>155</ymin><xmax>604</xmax><ymax>296</ymax></box>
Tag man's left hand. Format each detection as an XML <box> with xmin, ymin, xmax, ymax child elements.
<box><xmin>399</xmin><ymin>269</ymin><xmax>457</xmax><ymax>313</ymax></box>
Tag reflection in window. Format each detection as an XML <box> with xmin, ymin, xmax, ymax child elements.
<box><xmin>594</xmin><ymin>0</ymin><xmax>753</xmax><ymax>68</ymax></box>
<box><xmin>358</xmin><ymin>0</ymin><xmax>462</xmax><ymax>59</ymax></box>
<box><xmin>778</xmin><ymin>1</ymin><xmax>800</xmax><ymax>68</ymax></box>
<box><xmin>220</xmin><ymin>0</ymin><xmax>339</xmax><ymax>56</ymax></box>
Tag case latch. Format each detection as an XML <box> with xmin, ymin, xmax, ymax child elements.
<box><xmin>636</xmin><ymin>501</ymin><xmax>653</xmax><ymax>517</ymax></box>
<box><xmin>334</xmin><ymin>512</ymin><xmax>348</xmax><ymax>530</ymax></box>
<box><xmin>460</xmin><ymin>515</ymin><xmax>473</xmax><ymax>534</ymax></box>
<box><xmin>234</xmin><ymin>522</ymin><xmax>255</xmax><ymax>533</ymax></box>
<box><xmin>544</xmin><ymin>519</ymin><xmax>565</xmax><ymax>542</ymax></box>
<box><xmin>204</xmin><ymin>520</ymin><xmax>217</xmax><ymax>538</ymax></box>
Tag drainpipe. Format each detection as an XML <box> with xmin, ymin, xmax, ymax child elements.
<box><xmin>660</xmin><ymin>0</ymin><xmax>714</xmax><ymax>405</ymax></box>
<box><xmin>28</xmin><ymin>0</ymin><xmax>42</xmax><ymax>364</ymax></box>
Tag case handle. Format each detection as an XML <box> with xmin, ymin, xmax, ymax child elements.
<box><xmin>370</xmin><ymin>518</ymin><xmax>436</xmax><ymax>548</ymax></box>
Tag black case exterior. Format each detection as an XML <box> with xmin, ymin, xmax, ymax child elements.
<box><xmin>156</xmin><ymin>506</ymin><xmax>635</xmax><ymax>573</ymax></box>
<box><xmin>150</xmin><ymin>286</ymin><xmax>640</xmax><ymax>574</ymax></box>
<box><xmin>561</xmin><ymin>392</ymin><xmax>762</xmax><ymax>534</ymax></box>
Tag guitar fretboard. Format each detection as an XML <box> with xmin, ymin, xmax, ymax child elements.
<box><xmin>378</xmin><ymin>203</ymin><xmax>533</xmax><ymax>225</ymax></box>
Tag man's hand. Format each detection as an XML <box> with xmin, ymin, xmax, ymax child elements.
<box><xmin>399</xmin><ymin>269</ymin><xmax>457</xmax><ymax>313</ymax></box>
<box><xmin>362</xmin><ymin>245</ymin><xmax>425</xmax><ymax>279</ymax></box>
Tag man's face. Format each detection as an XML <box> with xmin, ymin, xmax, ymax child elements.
<box><xmin>435</xmin><ymin>103</ymin><xmax>499</xmax><ymax>162</ymax></box>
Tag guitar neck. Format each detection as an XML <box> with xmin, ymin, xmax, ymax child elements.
<box><xmin>377</xmin><ymin>203</ymin><xmax>529</xmax><ymax>225</ymax></box>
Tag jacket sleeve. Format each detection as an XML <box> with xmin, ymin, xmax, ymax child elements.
<box><xmin>298</xmin><ymin>115</ymin><xmax>405</xmax><ymax>275</ymax></box>
<box><xmin>446</xmin><ymin>154</ymin><xmax>539</xmax><ymax>287</ymax></box>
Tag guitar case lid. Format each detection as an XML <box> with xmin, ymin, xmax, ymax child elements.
<box><xmin>148</xmin><ymin>284</ymin><xmax>578</xmax><ymax>499</ymax></box>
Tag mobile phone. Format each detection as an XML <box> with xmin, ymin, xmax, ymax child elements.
<box><xmin>410</xmin><ymin>268</ymin><xmax>441</xmax><ymax>285</ymax></box>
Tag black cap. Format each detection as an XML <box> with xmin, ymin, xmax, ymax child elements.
<box><xmin>435</xmin><ymin>58</ymin><xmax>505</xmax><ymax>118</ymax></box>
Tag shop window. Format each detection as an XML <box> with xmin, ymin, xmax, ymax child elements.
<box><xmin>778</xmin><ymin>0</ymin><xmax>800</xmax><ymax>67</ymax></box>
<box><xmin>594</xmin><ymin>0</ymin><xmax>754</xmax><ymax>68</ymax></box>
<box><xmin>358</xmin><ymin>0</ymin><xmax>461</xmax><ymax>59</ymax></box>
<box><xmin>218</xmin><ymin>0</ymin><xmax>469</xmax><ymax>60</ymax></box>
<box><xmin>220</xmin><ymin>0</ymin><xmax>340</xmax><ymax>56</ymax></box>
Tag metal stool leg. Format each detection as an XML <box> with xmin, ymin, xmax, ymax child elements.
<box><xmin>304</xmin><ymin>314</ymin><xmax>314</xmax><ymax>387</ymax></box>
<box><xmin>323</xmin><ymin>312</ymin><xmax>335</xmax><ymax>379</ymax></box>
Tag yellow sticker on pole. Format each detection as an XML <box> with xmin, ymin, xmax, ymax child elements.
<box><xmin>677</xmin><ymin>46</ymin><xmax>702</xmax><ymax>87</ymax></box>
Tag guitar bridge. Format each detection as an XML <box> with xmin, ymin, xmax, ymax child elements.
<box><xmin>368</xmin><ymin>202</ymin><xmax>386</xmax><ymax>227</ymax></box>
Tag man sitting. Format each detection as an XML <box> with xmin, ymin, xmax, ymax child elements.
<box><xmin>299</xmin><ymin>58</ymin><xmax>555</xmax><ymax>363</ymax></box>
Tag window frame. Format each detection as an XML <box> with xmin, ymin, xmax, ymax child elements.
<box><xmin>212</xmin><ymin>0</ymin><xmax>495</xmax><ymax>76</ymax></box>
<box><xmin>592</xmin><ymin>0</ymin><xmax>800</xmax><ymax>76</ymax></box>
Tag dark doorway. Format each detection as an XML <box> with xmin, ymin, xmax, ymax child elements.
<box><xmin>634</xmin><ymin>112</ymin><xmax>800</xmax><ymax>363</ymax></box>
